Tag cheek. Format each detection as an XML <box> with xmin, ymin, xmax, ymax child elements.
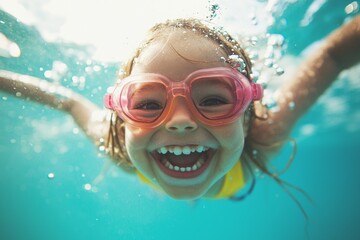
<box><xmin>209</xmin><ymin>119</ymin><xmax>246</xmax><ymax>183</ymax></box>
<box><xmin>123</xmin><ymin>125</ymin><xmax>155</xmax><ymax>163</ymax></box>
<box><xmin>124</xmin><ymin>125</ymin><xmax>158</xmax><ymax>181</ymax></box>
<box><xmin>213</xmin><ymin>119</ymin><xmax>246</xmax><ymax>150</ymax></box>
<box><xmin>124</xmin><ymin>125</ymin><xmax>154</xmax><ymax>150</ymax></box>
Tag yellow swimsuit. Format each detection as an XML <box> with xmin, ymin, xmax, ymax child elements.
<box><xmin>136</xmin><ymin>160</ymin><xmax>245</xmax><ymax>199</ymax></box>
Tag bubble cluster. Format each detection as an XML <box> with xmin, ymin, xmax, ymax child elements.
<box><xmin>241</xmin><ymin>30</ymin><xmax>287</xmax><ymax>99</ymax></box>
<box><xmin>228</xmin><ymin>54</ymin><xmax>247</xmax><ymax>73</ymax></box>
<box><xmin>207</xmin><ymin>1</ymin><xmax>220</xmax><ymax>20</ymax></box>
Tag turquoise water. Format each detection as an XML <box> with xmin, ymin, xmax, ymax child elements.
<box><xmin>1</xmin><ymin>1</ymin><xmax>360</xmax><ymax>239</ymax></box>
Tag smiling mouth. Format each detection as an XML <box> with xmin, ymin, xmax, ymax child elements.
<box><xmin>151</xmin><ymin>145</ymin><xmax>215</xmax><ymax>179</ymax></box>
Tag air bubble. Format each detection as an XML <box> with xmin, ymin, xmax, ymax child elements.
<box><xmin>268</xmin><ymin>34</ymin><xmax>285</xmax><ymax>47</ymax></box>
<box><xmin>288</xmin><ymin>101</ymin><xmax>295</xmax><ymax>110</ymax></box>
<box><xmin>72</xmin><ymin>128</ymin><xmax>79</xmax><ymax>134</ymax></box>
<box><xmin>264</xmin><ymin>58</ymin><xmax>274</xmax><ymax>68</ymax></box>
<box><xmin>44</xmin><ymin>70</ymin><xmax>52</xmax><ymax>78</ymax></box>
<box><xmin>264</xmin><ymin>97</ymin><xmax>279</xmax><ymax>111</ymax></box>
<box><xmin>84</xmin><ymin>183</ymin><xmax>92</xmax><ymax>191</ymax></box>
<box><xmin>93</xmin><ymin>65</ymin><xmax>101</xmax><ymax>72</ymax></box>
<box><xmin>345</xmin><ymin>1</ymin><xmax>359</xmax><ymax>14</ymax></box>
<box><xmin>275</xmin><ymin>67</ymin><xmax>285</xmax><ymax>76</ymax></box>
<box><xmin>250</xmin><ymin>36</ymin><xmax>258</xmax><ymax>46</ymax></box>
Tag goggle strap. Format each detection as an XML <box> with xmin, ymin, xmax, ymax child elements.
<box><xmin>104</xmin><ymin>94</ymin><xmax>114</xmax><ymax>110</ymax></box>
<box><xmin>251</xmin><ymin>83</ymin><xmax>263</xmax><ymax>101</ymax></box>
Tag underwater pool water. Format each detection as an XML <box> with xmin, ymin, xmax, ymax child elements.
<box><xmin>1</xmin><ymin>1</ymin><xmax>360</xmax><ymax>239</ymax></box>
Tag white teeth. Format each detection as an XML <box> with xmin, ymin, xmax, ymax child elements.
<box><xmin>160</xmin><ymin>147</ymin><xmax>167</xmax><ymax>154</ymax></box>
<box><xmin>160</xmin><ymin>155</ymin><xmax>207</xmax><ymax>172</ymax></box>
<box><xmin>173</xmin><ymin>146</ymin><xmax>182</xmax><ymax>156</ymax></box>
<box><xmin>157</xmin><ymin>145</ymin><xmax>209</xmax><ymax>155</ymax></box>
<box><xmin>196</xmin><ymin>146</ymin><xmax>204</xmax><ymax>153</ymax></box>
<box><xmin>182</xmin><ymin>146</ymin><xmax>191</xmax><ymax>155</ymax></box>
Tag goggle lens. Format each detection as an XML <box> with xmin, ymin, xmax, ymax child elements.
<box><xmin>191</xmin><ymin>76</ymin><xmax>237</xmax><ymax>120</ymax></box>
<box><xmin>124</xmin><ymin>82</ymin><xmax>167</xmax><ymax>123</ymax></box>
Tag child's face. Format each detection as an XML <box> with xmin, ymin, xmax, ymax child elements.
<box><xmin>124</xmin><ymin>30</ymin><xmax>247</xmax><ymax>199</ymax></box>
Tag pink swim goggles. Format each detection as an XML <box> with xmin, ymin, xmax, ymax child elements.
<box><xmin>104</xmin><ymin>67</ymin><xmax>263</xmax><ymax>128</ymax></box>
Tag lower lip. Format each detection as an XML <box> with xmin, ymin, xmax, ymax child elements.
<box><xmin>152</xmin><ymin>150</ymin><xmax>215</xmax><ymax>179</ymax></box>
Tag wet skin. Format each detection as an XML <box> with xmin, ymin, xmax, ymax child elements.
<box><xmin>124</xmin><ymin>30</ymin><xmax>248</xmax><ymax>199</ymax></box>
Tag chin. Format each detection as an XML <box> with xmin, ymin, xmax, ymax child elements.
<box><xmin>162</xmin><ymin>186</ymin><xmax>206</xmax><ymax>200</ymax></box>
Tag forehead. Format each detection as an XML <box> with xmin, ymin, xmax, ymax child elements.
<box><xmin>131</xmin><ymin>29</ymin><xmax>229</xmax><ymax>81</ymax></box>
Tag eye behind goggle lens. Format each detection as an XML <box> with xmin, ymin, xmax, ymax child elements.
<box><xmin>191</xmin><ymin>76</ymin><xmax>239</xmax><ymax>120</ymax></box>
<box><xmin>123</xmin><ymin>82</ymin><xmax>167</xmax><ymax>122</ymax></box>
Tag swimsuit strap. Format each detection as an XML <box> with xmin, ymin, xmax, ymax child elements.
<box><xmin>214</xmin><ymin>160</ymin><xmax>245</xmax><ymax>199</ymax></box>
<box><xmin>230</xmin><ymin>158</ymin><xmax>256</xmax><ymax>201</ymax></box>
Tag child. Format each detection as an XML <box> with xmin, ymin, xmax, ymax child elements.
<box><xmin>1</xmin><ymin>16</ymin><xmax>359</xmax><ymax>201</ymax></box>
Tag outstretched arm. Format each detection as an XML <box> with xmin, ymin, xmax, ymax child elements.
<box><xmin>0</xmin><ymin>70</ymin><xmax>108</xmax><ymax>143</ymax></box>
<box><xmin>249</xmin><ymin>15</ymin><xmax>360</xmax><ymax>154</ymax></box>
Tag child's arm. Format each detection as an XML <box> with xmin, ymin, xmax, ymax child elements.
<box><xmin>249</xmin><ymin>15</ymin><xmax>360</xmax><ymax>155</ymax></box>
<box><xmin>0</xmin><ymin>70</ymin><xmax>108</xmax><ymax>144</ymax></box>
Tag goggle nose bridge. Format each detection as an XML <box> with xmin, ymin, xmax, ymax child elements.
<box><xmin>168</xmin><ymin>81</ymin><xmax>189</xmax><ymax>97</ymax></box>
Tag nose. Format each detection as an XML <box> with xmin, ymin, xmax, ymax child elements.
<box><xmin>165</xmin><ymin>98</ymin><xmax>198</xmax><ymax>133</ymax></box>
